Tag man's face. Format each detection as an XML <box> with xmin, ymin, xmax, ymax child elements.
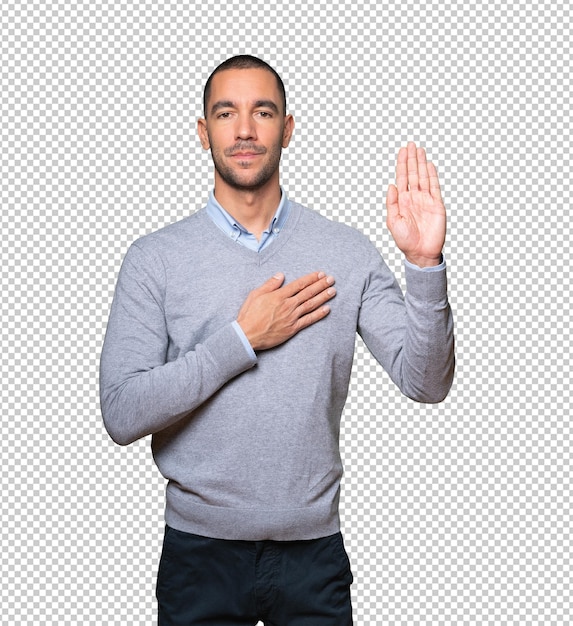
<box><xmin>198</xmin><ymin>68</ymin><xmax>294</xmax><ymax>193</ymax></box>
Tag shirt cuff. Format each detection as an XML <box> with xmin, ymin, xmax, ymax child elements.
<box><xmin>232</xmin><ymin>320</ymin><xmax>257</xmax><ymax>360</ymax></box>
<box><xmin>404</xmin><ymin>254</ymin><xmax>446</xmax><ymax>272</ymax></box>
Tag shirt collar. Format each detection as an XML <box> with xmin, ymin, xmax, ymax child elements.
<box><xmin>206</xmin><ymin>188</ymin><xmax>289</xmax><ymax>240</ymax></box>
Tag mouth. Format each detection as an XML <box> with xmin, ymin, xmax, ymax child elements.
<box><xmin>227</xmin><ymin>144</ymin><xmax>266</xmax><ymax>159</ymax></box>
<box><xmin>231</xmin><ymin>152</ymin><xmax>263</xmax><ymax>158</ymax></box>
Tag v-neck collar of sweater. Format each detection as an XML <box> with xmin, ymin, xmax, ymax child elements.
<box><xmin>199</xmin><ymin>200</ymin><xmax>303</xmax><ymax>265</ymax></box>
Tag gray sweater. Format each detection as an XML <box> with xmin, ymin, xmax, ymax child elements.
<box><xmin>100</xmin><ymin>201</ymin><xmax>454</xmax><ymax>541</ymax></box>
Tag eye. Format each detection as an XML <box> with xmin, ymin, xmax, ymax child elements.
<box><xmin>217</xmin><ymin>112</ymin><xmax>231</xmax><ymax>119</ymax></box>
<box><xmin>257</xmin><ymin>111</ymin><xmax>273</xmax><ymax>118</ymax></box>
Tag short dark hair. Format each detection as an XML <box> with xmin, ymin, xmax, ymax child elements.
<box><xmin>203</xmin><ymin>55</ymin><xmax>287</xmax><ymax>117</ymax></box>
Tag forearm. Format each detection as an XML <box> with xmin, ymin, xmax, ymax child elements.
<box><xmin>358</xmin><ymin>257</ymin><xmax>454</xmax><ymax>403</ymax></box>
<box><xmin>398</xmin><ymin>263</ymin><xmax>455</xmax><ymax>402</ymax></box>
<box><xmin>100</xmin><ymin>322</ymin><xmax>256</xmax><ymax>445</ymax></box>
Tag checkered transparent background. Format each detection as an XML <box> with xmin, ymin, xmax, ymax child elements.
<box><xmin>1</xmin><ymin>0</ymin><xmax>571</xmax><ymax>623</ymax></box>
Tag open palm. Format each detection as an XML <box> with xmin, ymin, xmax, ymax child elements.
<box><xmin>386</xmin><ymin>142</ymin><xmax>446</xmax><ymax>267</ymax></box>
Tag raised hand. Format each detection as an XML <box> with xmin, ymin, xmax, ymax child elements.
<box><xmin>386</xmin><ymin>142</ymin><xmax>446</xmax><ymax>267</ymax></box>
<box><xmin>236</xmin><ymin>271</ymin><xmax>336</xmax><ymax>351</ymax></box>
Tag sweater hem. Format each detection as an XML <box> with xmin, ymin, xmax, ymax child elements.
<box><xmin>165</xmin><ymin>485</ymin><xmax>341</xmax><ymax>541</ymax></box>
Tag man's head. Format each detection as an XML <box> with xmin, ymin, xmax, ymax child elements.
<box><xmin>198</xmin><ymin>56</ymin><xmax>294</xmax><ymax>195</ymax></box>
<box><xmin>203</xmin><ymin>55</ymin><xmax>287</xmax><ymax>118</ymax></box>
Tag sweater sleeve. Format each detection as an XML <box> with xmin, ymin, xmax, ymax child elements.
<box><xmin>99</xmin><ymin>242</ymin><xmax>257</xmax><ymax>445</ymax></box>
<box><xmin>357</xmin><ymin>244</ymin><xmax>454</xmax><ymax>403</ymax></box>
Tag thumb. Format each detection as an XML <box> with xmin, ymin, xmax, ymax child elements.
<box><xmin>386</xmin><ymin>184</ymin><xmax>399</xmax><ymax>227</ymax></box>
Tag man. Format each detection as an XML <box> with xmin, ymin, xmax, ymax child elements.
<box><xmin>100</xmin><ymin>55</ymin><xmax>454</xmax><ymax>625</ymax></box>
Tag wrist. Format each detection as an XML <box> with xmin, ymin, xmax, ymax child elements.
<box><xmin>405</xmin><ymin>254</ymin><xmax>443</xmax><ymax>268</ymax></box>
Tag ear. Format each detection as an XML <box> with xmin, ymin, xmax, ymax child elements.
<box><xmin>282</xmin><ymin>114</ymin><xmax>295</xmax><ymax>148</ymax></box>
<box><xmin>197</xmin><ymin>118</ymin><xmax>210</xmax><ymax>150</ymax></box>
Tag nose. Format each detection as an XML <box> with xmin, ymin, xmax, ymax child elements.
<box><xmin>235</xmin><ymin>113</ymin><xmax>257</xmax><ymax>140</ymax></box>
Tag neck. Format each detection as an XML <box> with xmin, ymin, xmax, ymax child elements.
<box><xmin>213</xmin><ymin>176</ymin><xmax>282</xmax><ymax>240</ymax></box>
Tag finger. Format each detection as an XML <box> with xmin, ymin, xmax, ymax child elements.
<box><xmin>395</xmin><ymin>147</ymin><xmax>408</xmax><ymax>194</ymax></box>
<box><xmin>291</xmin><ymin>274</ymin><xmax>336</xmax><ymax>308</ymax></box>
<box><xmin>407</xmin><ymin>141</ymin><xmax>419</xmax><ymax>190</ymax></box>
<box><xmin>427</xmin><ymin>161</ymin><xmax>443</xmax><ymax>201</ymax></box>
<box><xmin>256</xmin><ymin>272</ymin><xmax>285</xmax><ymax>294</ymax></box>
<box><xmin>295</xmin><ymin>282</ymin><xmax>336</xmax><ymax>315</ymax></box>
<box><xmin>281</xmin><ymin>271</ymin><xmax>327</xmax><ymax>298</ymax></box>
<box><xmin>293</xmin><ymin>302</ymin><xmax>331</xmax><ymax>333</ymax></box>
<box><xmin>417</xmin><ymin>146</ymin><xmax>430</xmax><ymax>192</ymax></box>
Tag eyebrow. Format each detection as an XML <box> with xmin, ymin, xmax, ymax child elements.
<box><xmin>210</xmin><ymin>99</ymin><xmax>280</xmax><ymax>116</ymax></box>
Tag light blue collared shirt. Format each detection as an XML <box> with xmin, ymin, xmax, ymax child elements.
<box><xmin>206</xmin><ymin>189</ymin><xmax>290</xmax><ymax>253</ymax></box>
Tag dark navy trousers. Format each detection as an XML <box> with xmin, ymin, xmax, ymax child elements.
<box><xmin>156</xmin><ymin>526</ymin><xmax>354</xmax><ymax>625</ymax></box>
